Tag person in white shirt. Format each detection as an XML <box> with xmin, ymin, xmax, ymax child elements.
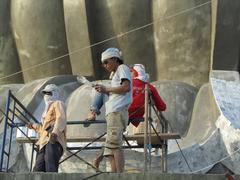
<box><xmin>93</xmin><ymin>47</ymin><xmax>132</xmax><ymax>173</ymax></box>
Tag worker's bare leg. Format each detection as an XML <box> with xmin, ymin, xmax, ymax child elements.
<box><xmin>113</xmin><ymin>149</ymin><xmax>124</xmax><ymax>173</ymax></box>
<box><xmin>108</xmin><ymin>155</ymin><xmax>117</xmax><ymax>172</ymax></box>
<box><xmin>93</xmin><ymin>150</ymin><xmax>104</xmax><ymax>171</ymax></box>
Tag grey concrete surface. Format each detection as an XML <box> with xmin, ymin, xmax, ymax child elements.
<box><xmin>151</xmin><ymin>81</ymin><xmax>197</xmax><ymax>137</ymax></box>
<box><xmin>179</xmin><ymin>83</ymin><xmax>219</xmax><ymax>147</ymax></box>
<box><xmin>210</xmin><ymin>70</ymin><xmax>239</xmax><ymax>82</ymax></box>
<box><xmin>0</xmin><ymin>0</ymin><xmax>238</xmax><ymax>88</ymax></box>
<box><xmin>85</xmin><ymin>0</ymin><xmax>156</xmax><ymax>79</ymax></box>
<box><xmin>165</xmin><ymin>71</ymin><xmax>240</xmax><ymax>174</ymax></box>
<box><xmin>66</xmin><ymin>80</ymin><xmax>110</xmax><ymax>139</ymax></box>
<box><xmin>16</xmin><ymin>75</ymin><xmax>78</xmax><ymax>113</ymax></box>
<box><xmin>11</xmin><ymin>0</ymin><xmax>72</xmax><ymax>82</ymax></box>
<box><xmin>63</xmin><ymin>0</ymin><xmax>94</xmax><ymax>77</ymax></box>
<box><xmin>166</xmin><ymin>83</ymin><xmax>223</xmax><ymax>173</ymax></box>
<box><xmin>152</xmin><ymin>0</ymin><xmax>211</xmax><ymax>87</ymax></box>
<box><xmin>212</xmin><ymin>0</ymin><xmax>240</xmax><ymax>71</ymax></box>
<box><xmin>0</xmin><ymin>172</ymin><xmax>233</xmax><ymax>180</ymax></box>
<box><xmin>211</xmin><ymin>72</ymin><xmax>240</xmax><ymax>173</ymax></box>
<box><xmin>210</xmin><ymin>0</ymin><xmax>218</xmax><ymax>69</ymax></box>
<box><xmin>0</xmin><ymin>0</ymin><xmax>23</xmax><ymax>84</ymax></box>
<box><xmin>8</xmin><ymin>144</ymin><xmax>28</xmax><ymax>173</ymax></box>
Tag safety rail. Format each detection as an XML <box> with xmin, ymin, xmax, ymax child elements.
<box><xmin>0</xmin><ymin>90</ymin><xmax>39</xmax><ymax>172</ymax></box>
<box><xmin>0</xmin><ymin>88</ymin><xmax>180</xmax><ymax>173</ymax></box>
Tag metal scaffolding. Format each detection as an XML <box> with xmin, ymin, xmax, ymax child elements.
<box><xmin>0</xmin><ymin>88</ymin><xmax>180</xmax><ymax>173</ymax></box>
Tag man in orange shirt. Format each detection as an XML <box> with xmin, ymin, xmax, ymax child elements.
<box><xmin>27</xmin><ymin>84</ymin><xmax>66</xmax><ymax>172</ymax></box>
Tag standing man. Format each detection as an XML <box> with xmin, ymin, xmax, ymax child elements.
<box><xmin>27</xmin><ymin>84</ymin><xmax>66</xmax><ymax>172</ymax></box>
<box><xmin>94</xmin><ymin>47</ymin><xmax>132</xmax><ymax>173</ymax></box>
<box><xmin>88</xmin><ymin>64</ymin><xmax>166</xmax><ymax>171</ymax></box>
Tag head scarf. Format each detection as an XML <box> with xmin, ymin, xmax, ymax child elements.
<box><xmin>131</xmin><ymin>64</ymin><xmax>149</xmax><ymax>82</ymax></box>
<box><xmin>41</xmin><ymin>84</ymin><xmax>60</xmax><ymax>121</ymax></box>
<box><xmin>101</xmin><ymin>47</ymin><xmax>122</xmax><ymax>62</ymax></box>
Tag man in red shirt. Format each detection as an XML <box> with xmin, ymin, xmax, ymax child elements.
<box><xmin>128</xmin><ymin>64</ymin><xmax>166</xmax><ymax>127</ymax></box>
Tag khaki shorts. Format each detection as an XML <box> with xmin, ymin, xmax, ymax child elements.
<box><xmin>103</xmin><ymin>107</ymin><xmax>128</xmax><ymax>156</ymax></box>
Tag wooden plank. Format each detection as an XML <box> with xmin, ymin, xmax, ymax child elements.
<box><xmin>127</xmin><ymin>133</ymin><xmax>181</xmax><ymax>140</ymax></box>
<box><xmin>128</xmin><ymin>133</ymin><xmax>181</xmax><ymax>145</ymax></box>
<box><xmin>16</xmin><ymin>133</ymin><xmax>180</xmax><ymax>144</ymax></box>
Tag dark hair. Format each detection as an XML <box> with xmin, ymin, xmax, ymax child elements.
<box><xmin>112</xmin><ymin>57</ymin><xmax>123</xmax><ymax>64</ymax></box>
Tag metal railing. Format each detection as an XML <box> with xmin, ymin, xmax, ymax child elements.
<box><xmin>0</xmin><ymin>89</ymin><xmax>179</xmax><ymax>173</ymax></box>
<box><xmin>0</xmin><ymin>90</ymin><xmax>39</xmax><ymax>172</ymax></box>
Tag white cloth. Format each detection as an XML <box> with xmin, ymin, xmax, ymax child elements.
<box><xmin>42</xmin><ymin>85</ymin><xmax>60</xmax><ymax>122</ymax></box>
<box><xmin>101</xmin><ymin>47</ymin><xmax>122</xmax><ymax>62</ymax></box>
<box><xmin>132</xmin><ymin>64</ymin><xmax>149</xmax><ymax>82</ymax></box>
<box><xmin>105</xmin><ymin>64</ymin><xmax>132</xmax><ymax>115</ymax></box>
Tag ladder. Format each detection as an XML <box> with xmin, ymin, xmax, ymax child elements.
<box><xmin>0</xmin><ymin>90</ymin><xmax>39</xmax><ymax>172</ymax></box>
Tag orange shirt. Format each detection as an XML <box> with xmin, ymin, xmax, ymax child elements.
<box><xmin>32</xmin><ymin>101</ymin><xmax>67</xmax><ymax>150</ymax></box>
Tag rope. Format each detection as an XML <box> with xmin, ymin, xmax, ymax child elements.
<box><xmin>158</xmin><ymin>111</ymin><xmax>193</xmax><ymax>172</ymax></box>
<box><xmin>174</xmin><ymin>138</ymin><xmax>193</xmax><ymax>172</ymax></box>
<box><xmin>0</xmin><ymin>1</ymin><xmax>211</xmax><ymax>81</ymax></box>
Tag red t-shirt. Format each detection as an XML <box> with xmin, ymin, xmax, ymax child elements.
<box><xmin>128</xmin><ymin>79</ymin><xmax>166</xmax><ymax>127</ymax></box>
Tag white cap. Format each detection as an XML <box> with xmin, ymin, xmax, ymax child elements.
<box><xmin>42</xmin><ymin>84</ymin><xmax>59</xmax><ymax>93</ymax></box>
<box><xmin>132</xmin><ymin>64</ymin><xmax>149</xmax><ymax>82</ymax></box>
<box><xmin>101</xmin><ymin>48</ymin><xmax>122</xmax><ymax>62</ymax></box>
